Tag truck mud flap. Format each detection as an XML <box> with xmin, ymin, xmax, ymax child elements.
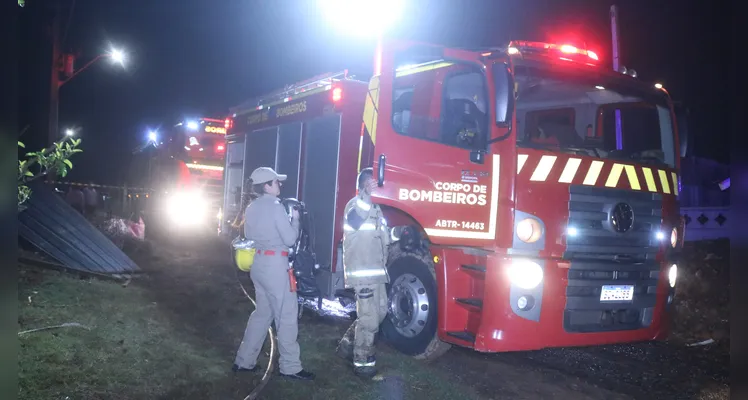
<box><xmin>18</xmin><ymin>183</ymin><xmax>139</xmax><ymax>275</ymax></box>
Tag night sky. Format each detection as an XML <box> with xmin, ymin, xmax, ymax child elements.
<box><xmin>18</xmin><ymin>0</ymin><xmax>730</xmax><ymax>186</ymax></box>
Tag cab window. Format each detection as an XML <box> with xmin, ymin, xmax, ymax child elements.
<box><xmin>391</xmin><ymin>62</ymin><xmax>488</xmax><ymax>150</ymax></box>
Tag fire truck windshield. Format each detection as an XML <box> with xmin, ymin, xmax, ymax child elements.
<box><xmin>182</xmin><ymin>133</ymin><xmax>224</xmax><ymax>162</ymax></box>
<box><xmin>512</xmin><ymin>64</ymin><xmax>676</xmax><ymax>168</ymax></box>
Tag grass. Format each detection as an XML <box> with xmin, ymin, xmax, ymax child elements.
<box><xmin>17</xmin><ymin>265</ymin><xmax>483</xmax><ymax>400</ymax></box>
<box><xmin>18</xmin><ymin>267</ymin><xmax>228</xmax><ymax>400</ymax></box>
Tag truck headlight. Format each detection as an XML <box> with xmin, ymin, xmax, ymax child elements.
<box><xmin>516</xmin><ymin>218</ymin><xmax>543</xmax><ymax>243</ymax></box>
<box><xmin>670</xmin><ymin>227</ymin><xmax>678</xmax><ymax>248</ymax></box>
<box><xmin>166</xmin><ymin>190</ymin><xmax>208</xmax><ymax>225</ymax></box>
<box><xmin>507</xmin><ymin>259</ymin><xmax>543</xmax><ymax>289</ymax></box>
<box><xmin>668</xmin><ymin>264</ymin><xmax>677</xmax><ymax>287</ymax></box>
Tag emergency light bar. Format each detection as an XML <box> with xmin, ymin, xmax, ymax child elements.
<box><xmin>508</xmin><ymin>41</ymin><xmax>599</xmax><ymax>63</ymax></box>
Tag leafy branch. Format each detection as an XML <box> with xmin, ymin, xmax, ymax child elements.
<box><xmin>18</xmin><ymin>137</ymin><xmax>83</xmax><ymax>212</ymax></box>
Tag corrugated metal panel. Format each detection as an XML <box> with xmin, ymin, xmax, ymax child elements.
<box><xmin>18</xmin><ymin>183</ymin><xmax>139</xmax><ymax>274</ymax></box>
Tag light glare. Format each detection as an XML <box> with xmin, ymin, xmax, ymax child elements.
<box><xmin>318</xmin><ymin>0</ymin><xmax>404</xmax><ymax>38</ymax></box>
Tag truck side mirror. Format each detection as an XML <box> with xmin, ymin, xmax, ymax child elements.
<box><xmin>493</xmin><ymin>62</ymin><xmax>514</xmax><ymax>126</ymax></box>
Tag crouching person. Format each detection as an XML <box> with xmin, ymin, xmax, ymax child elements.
<box><xmin>336</xmin><ymin>167</ymin><xmax>390</xmax><ymax>378</ymax></box>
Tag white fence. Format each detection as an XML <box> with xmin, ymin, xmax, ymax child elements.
<box><xmin>681</xmin><ymin>207</ymin><xmax>730</xmax><ymax>241</ymax></box>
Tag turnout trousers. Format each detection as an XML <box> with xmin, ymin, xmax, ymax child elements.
<box><xmin>234</xmin><ymin>255</ymin><xmax>303</xmax><ymax>375</ymax></box>
<box><xmin>340</xmin><ymin>283</ymin><xmax>388</xmax><ymax>367</ymax></box>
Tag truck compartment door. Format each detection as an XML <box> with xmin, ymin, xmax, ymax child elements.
<box><xmin>367</xmin><ymin>40</ymin><xmax>515</xmax><ymax>247</ymax></box>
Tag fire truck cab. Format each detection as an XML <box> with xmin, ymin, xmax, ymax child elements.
<box><xmin>149</xmin><ymin>117</ymin><xmax>228</xmax><ymax>232</ymax></box>
<box><xmin>223</xmin><ymin>39</ymin><xmax>683</xmax><ymax>360</ymax></box>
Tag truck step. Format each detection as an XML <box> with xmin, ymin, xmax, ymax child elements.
<box><xmin>461</xmin><ymin>264</ymin><xmax>486</xmax><ymax>273</ymax></box>
<box><xmin>455</xmin><ymin>298</ymin><xmax>483</xmax><ymax>309</ymax></box>
<box><xmin>446</xmin><ymin>331</ymin><xmax>476</xmax><ymax>343</ymax></box>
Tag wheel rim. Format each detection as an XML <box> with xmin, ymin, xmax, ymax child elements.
<box><xmin>388</xmin><ymin>272</ymin><xmax>430</xmax><ymax>338</ymax></box>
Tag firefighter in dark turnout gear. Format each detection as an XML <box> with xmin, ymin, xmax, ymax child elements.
<box><xmin>336</xmin><ymin>168</ymin><xmax>391</xmax><ymax>378</ymax></box>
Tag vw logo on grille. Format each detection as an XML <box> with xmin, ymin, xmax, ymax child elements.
<box><xmin>609</xmin><ymin>203</ymin><xmax>634</xmax><ymax>233</ymax></box>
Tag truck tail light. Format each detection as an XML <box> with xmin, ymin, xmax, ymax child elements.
<box><xmin>332</xmin><ymin>87</ymin><xmax>342</xmax><ymax>102</ymax></box>
<box><xmin>224</xmin><ymin>118</ymin><xmax>233</xmax><ymax>130</ymax></box>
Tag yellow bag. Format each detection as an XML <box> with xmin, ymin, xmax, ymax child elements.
<box><xmin>231</xmin><ymin>237</ymin><xmax>256</xmax><ymax>272</ymax></box>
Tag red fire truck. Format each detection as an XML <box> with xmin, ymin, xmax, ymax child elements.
<box><xmin>221</xmin><ymin>39</ymin><xmax>684</xmax><ymax>360</ymax></box>
<box><xmin>149</xmin><ymin>117</ymin><xmax>229</xmax><ymax>232</ymax></box>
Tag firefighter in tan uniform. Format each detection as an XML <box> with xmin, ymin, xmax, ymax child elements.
<box><xmin>232</xmin><ymin>167</ymin><xmax>315</xmax><ymax>380</ymax></box>
<box><xmin>336</xmin><ymin>167</ymin><xmax>391</xmax><ymax>378</ymax></box>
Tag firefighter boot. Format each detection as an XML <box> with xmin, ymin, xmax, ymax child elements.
<box><xmin>353</xmin><ymin>355</ymin><xmax>377</xmax><ymax>379</ymax></box>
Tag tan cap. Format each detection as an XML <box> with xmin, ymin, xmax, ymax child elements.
<box><xmin>250</xmin><ymin>167</ymin><xmax>287</xmax><ymax>184</ymax></box>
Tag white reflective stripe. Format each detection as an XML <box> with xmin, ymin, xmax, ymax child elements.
<box><xmin>360</xmin><ymin>222</ymin><xmax>376</xmax><ymax>231</ymax></box>
<box><xmin>348</xmin><ymin>269</ymin><xmax>386</xmax><ymax>277</ymax></box>
<box><xmin>354</xmin><ymin>360</ymin><xmax>376</xmax><ymax>367</ymax></box>
<box><xmin>356</xmin><ymin>198</ymin><xmax>371</xmax><ymax>211</ymax></box>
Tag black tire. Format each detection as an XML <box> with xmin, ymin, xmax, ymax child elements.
<box><xmin>381</xmin><ymin>243</ymin><xmax>451</xmax><ymax>361</ymax></box>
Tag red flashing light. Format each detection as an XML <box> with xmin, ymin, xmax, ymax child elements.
<box><xmin>224</xmin><ymin>118</ymin><xmax>233</xmax><ymax>130</ymax></box>
<box><xmin>560</xmin><ymin>44</ymin><xmax>578</xmax><ymax>54</ymax></box>
<box><xmin>332</xmin><ymin>87</ymin><xmax>343</xmax><ymax>102</ymax></box>
<box><xmin>510</xmin><ymin>40</ymin><xmax>600</xmax><ymax>63</ymax></box>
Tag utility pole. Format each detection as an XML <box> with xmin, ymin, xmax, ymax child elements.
<box><xmin>610</xmin><ymin>4</ymin><xmax>623</xmax><ymax>150</ymax></box>
<box><xmin>48</xmin><ymin>0</ymin><xmax>61</xmax><ymax>145</ymax></box>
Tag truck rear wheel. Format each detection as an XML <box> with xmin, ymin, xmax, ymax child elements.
<box><xmin>381</xmin><ymin>244</ymin><xmax>451</xmax><ymax>361</ymax></box>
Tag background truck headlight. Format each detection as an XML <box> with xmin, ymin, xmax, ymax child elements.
<box><xmin>507</xmin><ymin>259</ymin><xmax>544</xmax><ymax>289</ymax></box>
<box><xmin>670</xmin><ymin>227</ymin><xmax>678</xmax><ymax>248</ymax></box>
<box><xmin>668</xmin><ymin>264</ymin><xmax>677</xmax><ymax>287</ymax></box>
<box><xmin>165</xmin><ymin>191</ymin><xmax>208</xmax><ymax>225</ymax></box>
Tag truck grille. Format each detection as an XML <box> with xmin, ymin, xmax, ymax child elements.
<box><xmin>564</xmin><ymin>185</ymin><xmax>662</xmax><ymax>262</ymax></box>
<box><xmin>563</xmin><ymin>185</ymin><xmax>663</xmax><ymax>333</ymax></box>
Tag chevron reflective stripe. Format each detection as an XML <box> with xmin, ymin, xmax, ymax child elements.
<box><xmin>516</xmin><ymin>154</ymin><xmax>679</xmax><ymax>194</ymax></box>
<box><xmin>558</xmin><ymin>158</ymin><xmax>582</xmax><ymax>183</ymax></box>
<box><xmin>517</xmin><ymin>154</ymin><xmax>529</xmax><ymax>173</ymax></box>
<box><xmin>362</xmin><ymin>76</ymin><xmax>380</xmax><ymax>145</ymax></box>
<box><xmin>529</xmin><ymin>155</ymin><xmax>556</xmax><ymax>182</ymax></box>
<box><xmin>642</xmin><ymin>167</ymin><xmax>658</xmax><ymax>192</ymax></box>
<box><xmin>658</xmin><ymin>169</ymin><xmax>671</xmax><ymax>194</ymax></box>
<box><xmin>354</xmin><ymin>360</ymin><xmax>376</xmax><ymax>367</ymax></box>
<box><xmin>583</xmin><ymin>161</ymin><xmax>604</xmax><ymax>185</ymax></box>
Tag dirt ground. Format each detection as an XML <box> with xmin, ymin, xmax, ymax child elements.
<box><xmin>18</xmin><ymin>230</ymin><xmax>729</xmax><ymax>400</ymax></box>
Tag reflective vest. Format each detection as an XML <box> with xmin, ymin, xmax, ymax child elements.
<box><xmin>342</xmin><ymin>195</ymin><xmax>390</xmax><ymax>287</ymax></box>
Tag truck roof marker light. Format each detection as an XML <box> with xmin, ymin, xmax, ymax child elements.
<box><xmin>654</xmin><ymin>83</ymin><xmax>664</xmax><ymax>89</ymax></box>
<box><xmin>332</xmin><ymin>87</ymin><xmax>343</xmax><ymax>102</ymax></box>
<box><xmin>185</xmin><ymin>163</ymin><xmax>224</xmax><ymax>172</ymax></box>
<box><xmin>507</xmin><ymin>47</ymin><xmax>520</xmax><ymax>55</ymax></box>
<box><xmin>595</xmin><ymin>85</ymin><xmax>605</xmax><ymax>90</ymax></box>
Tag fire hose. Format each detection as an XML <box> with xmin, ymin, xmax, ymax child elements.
<box><xmin>235</xmin><ymin>268</ymin><xmax>277</xmax><ymax>400</ymax></box>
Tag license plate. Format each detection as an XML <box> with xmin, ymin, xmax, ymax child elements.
<box><xmin>599</xmin><ymin>285</ymin><xmax>634</xmax><ymax>302</ymax></box>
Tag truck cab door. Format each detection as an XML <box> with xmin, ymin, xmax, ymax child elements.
<box><xmin>367</xmin><ymin>39</ymin><xmax>516</xmax><ymax>247</ymax></box>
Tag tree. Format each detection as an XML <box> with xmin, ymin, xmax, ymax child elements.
<box><xmin>18</xmin><ymin>137</ymin><xmax>83</xmax><ymax>212</ymax></box>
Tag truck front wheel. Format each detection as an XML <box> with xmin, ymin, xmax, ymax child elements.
<box><xmin>381</xmin><ymin>244</ymin><xmax>451</xmax><ymax>361</ymax></box>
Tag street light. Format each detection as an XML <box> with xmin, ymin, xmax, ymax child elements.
<box><xmin>59</xmin><ymin>46</ymin><xmax>127</xmax><ymax>88</ymax></box>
